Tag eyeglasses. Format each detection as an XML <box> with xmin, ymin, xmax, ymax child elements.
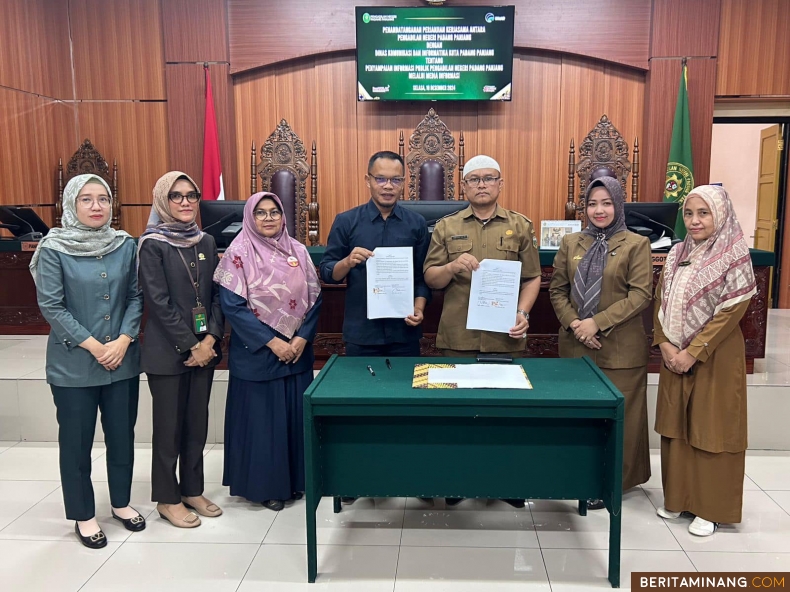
<box><xmin>464</xmin><ymin>176</ymin><xmax>501</xmax><ymax>186</ymax></box>
<box><xmin>370</xmin><ymin>175</ymin><xmax>405</xmax><ymax>187</ymax></box>
<box><xmin>77</xmin><ymin>196</ymin><xmax>111</xmax><ymax>208</ymax></box>
<box><xmin>167</xmin><ymin>192</ymin><xmax>201</xmax><ymax>204</ymax></box>
<box><xmin>253</xmin><ymin>209</ymin><xmax>282</xmax><ymax>221</ymax></box>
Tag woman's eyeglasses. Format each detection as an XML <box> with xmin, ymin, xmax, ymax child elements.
<box><xmin>253</xmin><ymin>209</ymin><xmax>282</xmax><ymax>221</ymax></box>
<box><xmin>77</xmin><ymin>196</ymin><xmax>111</xmax><ymax>208</ymax></box>
<box><xmin>167</xmin><ymin>192</ymin><xmax>201</xmax><ymax>204</ymax></box>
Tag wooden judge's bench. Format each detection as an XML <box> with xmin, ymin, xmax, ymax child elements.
<box><xmin>0</xmin><ymin>241</ymin><xmax>773</xmax><ymax>374</ymax></box>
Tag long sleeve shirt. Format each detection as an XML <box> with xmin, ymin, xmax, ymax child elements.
<box><xmin>319</xmin><ymin>199</ymin><xmax>430</xmax><ymax>346</ymax></box>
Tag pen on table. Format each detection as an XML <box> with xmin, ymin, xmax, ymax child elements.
<box><xmin>385</xmin><ymin>358</ymin><xmax>392</xmax><ymax>370</ymax></box>
<box><xmin>367</xmin><ymin>364</ymin><xmax>376</xmax><ymax>376</ymax></box>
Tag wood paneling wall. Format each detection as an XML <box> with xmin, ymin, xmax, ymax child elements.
<box><xmin>234</xmin><ymin>51</ymin><xmax>645</xmax><ymax>244</ymax></box>
<box><xmin>161</xmin><ymin>0</ymin><xmax>229</xmax><ymax>62</ymax></box>
<box><xmin>228</xmin><ymin>0</ymin><xmax>651</xmax><ymax>73</ymax></box>
<box><xmin>0</xmin><ymin>0</ymin><xmax>73</xmax><ymax>99</ymax></box>
<box><xmin>641</xmin><ymin>0</ymin><xmax>720</xmax><ymax>201</ymax></box>
<box><xmin>69</xmin><ymin>0</ymin><xmax>166</xmax><ymax>100</ymax></box>
<box><xmin>77</xmin><ymin>102</ymin><xmax>169</xmax><ymax>206</ymax></box>
<box><xmin>166</xmin><ymin>64</ymin><xmax>237</xmax><ymax>200</ymax></box>
<box><xmin>717</xmin><ymin>0</ymin><xmax>790</xmax><ymax>97</ymax></box>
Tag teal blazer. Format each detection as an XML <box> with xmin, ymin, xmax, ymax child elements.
<box><xmin>35</xmin><ymin>239</ymin><xmax>143</xmax><ymax>387</ymax></box>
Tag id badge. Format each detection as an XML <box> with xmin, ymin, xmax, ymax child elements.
<box><xmin>192</xmin><ymin>306</ymin><xmax>208</xmax><ymax>334</ymax></box>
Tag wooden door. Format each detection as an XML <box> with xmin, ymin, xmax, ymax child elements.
<box><xmin>755</xmin><ymin>125</ymin><xmax>781</xmax><ymax>252</ymax></box>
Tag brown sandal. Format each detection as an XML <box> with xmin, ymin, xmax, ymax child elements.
<box><xmin>182</xmin><ymin>496</ymin><xmax>223</xmax><ymax>517</ymax></box>
<box><xmin>157</xmin><ymin>503</ymin><xmax>201</xmax><ymax>528</ymax></box>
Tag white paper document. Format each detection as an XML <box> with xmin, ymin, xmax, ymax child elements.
<box><xmin>466</xmin><ymin>259</ymin><xmax>521</xmax><ymax>333</ymax></box>
<box><xmin>428</xmin><ymin>364</ymin><xmax>532</xmax><ymax>389</ymax></box>
<box><xmin>366</xmin><ymin>246</ymin><xmax>414</xmax><ymax>319</ymax></box>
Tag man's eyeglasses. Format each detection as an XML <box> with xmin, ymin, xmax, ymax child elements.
<box><xmin>77</xmin><ymin>196</ymin><xmax>111</xmax><ymax>208</ymax></box>
<box><xmin>167</xmin><ymin>192</ymin><xmax>201</xmax><ymax>204</ymax></box>
<box><xmin>253</xmin><ymin>209</ymin><xmax>282</xmax><ymax>221</ymax></box>
<box><xmin>463</xmin><ymin>176</ymin><xmax>501</xmax><ymax>186</ymax></box>
<box><xmin>370</xmin><ymin>175</ymin><xmax>405</xmax><ymax>187</ymax></box>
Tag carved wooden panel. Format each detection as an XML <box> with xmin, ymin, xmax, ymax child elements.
<box><xmin>256</xmin><ymin>119</ymin><xmax>311</xmax><ymax>244</ymax></box>
<box><xmin>57</xmin><ymin>139</ymin><xmax>120</xmax><ymax>229</ymax></box>
<box><xmin>404</xmin><ymin>108</ymin><xmax>459</xmax><ymax>201</ymax></box>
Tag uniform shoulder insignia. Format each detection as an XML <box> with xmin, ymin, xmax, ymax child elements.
<box><xmin>509</xmin><ymin>211</ymin><xmax>533</xmax><ymax>225</ymax></box>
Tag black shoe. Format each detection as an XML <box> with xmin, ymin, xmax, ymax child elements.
<box><xmin>445</xmin><ymin>498</ymin><xmax>463</xmax><ymax>506</ymax></box>
<box><xmin>503</xmin><ymin>499</ymin><xmax>526</xmax><ymax>508</ymax></box>
<box><xmin>587</xmin><ymin>499</ymin><xmax>605</xmax><ymax>510</ymax></box>
<box><xmin>111</xmin><ymin>507</ymin><xmax>146</xmax><ymax>532</ymax></box>
<box><xmin>263</xmin><ymin>499</ymin><xmax>284</xmax><ymax>511</ymax></box>
<box><xmin>341</xmin><ymin>497</ymin><xmax>356</xmax><ymax>504</ymax></box>
<box><xmin>291</xmin><ymin>491</ymin><xmax>304</xmax><ymax>501</ymax></box>
<box><xmin>75</xmin><ymin>522</ymin><xmax>107</xmax><ymax>549</ymax></box>
<box><xmin>418</xmin><ymin>497</ymin><xmax>433</xmax><ymax>503</ymax></box>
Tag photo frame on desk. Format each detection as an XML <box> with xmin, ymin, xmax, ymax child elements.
<box><xmin>541</xmin><ymin>220</ymin><xmax>581</xmax><ymax>250</ymax></box>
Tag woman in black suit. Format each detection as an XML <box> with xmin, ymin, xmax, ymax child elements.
<box><xmin>138</xmin><ymin>171</ymin><xmax>224</xmax><ymax>528</ymax></box>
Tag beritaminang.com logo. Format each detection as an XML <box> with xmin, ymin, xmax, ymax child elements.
<box><xmin>372</xmin><ymin>85</ymin><xmax>390</xmax><ymax>93</ymax></box>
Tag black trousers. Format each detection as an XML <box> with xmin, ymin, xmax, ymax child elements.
<box><xmin>149</xmin><ymin>367</ymin><xmax>214</xmax><ymax>504</ymax></box>
<box><xmin>51</xmin><ymin>377</ymin><xmax>139</xmax><ymax>521</ymax></box>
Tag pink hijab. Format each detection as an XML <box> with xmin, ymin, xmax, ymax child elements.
<box><xmin>213</xmin><ymin>192</ymin><xmax>320</xmax><ymax>339</ymax></box>
<box><xmin>659</xmin><ymin>185</ymin><xmax>756</xmax><ymax>349</ymax></box>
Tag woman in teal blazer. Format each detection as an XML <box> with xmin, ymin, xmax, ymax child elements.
<box><xmin>32</xmin><ymin>174</ymin><xmax>145</xmax><ymax>548</ymax></box>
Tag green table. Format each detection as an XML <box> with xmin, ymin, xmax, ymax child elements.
<box><xmin>303</xmin><ymin>355</ymin><xmax>625</xmax><ymax>587</ymax></box>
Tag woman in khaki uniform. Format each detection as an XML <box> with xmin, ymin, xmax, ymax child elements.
<box><xmin>550</xmin><ymin>176</ymin><xmax>653</xmax><ymax>508</ymax></box>
<box><xmin>653</xmin><ymin>185</ymin><xmax>756</xmax><ymax>537</ymax></box>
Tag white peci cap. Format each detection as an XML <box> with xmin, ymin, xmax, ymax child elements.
<box><xmin>463</xmin><ymin>155</ymin><xmax>500</xmax><ymax>178</ymax></box>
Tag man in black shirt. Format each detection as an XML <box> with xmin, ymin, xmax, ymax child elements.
<box><xmin>320</xmin><ymin>151</ymin><xmax>431</xmax><ymax>358</ymax></box>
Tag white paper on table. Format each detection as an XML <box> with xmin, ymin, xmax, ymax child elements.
<box><xmin>366</xmin><ymin>246</ymin><xmax>414</xmax><ymax>319</ymax></box>
<box><xmin>428</xmin><ymin>364</ymin><xmax>532</xmax><ymax>389</ymax></box>
<box><xmin>466</xmin><ymin>259</ymin><xmax>521</xmax><ymax>333</ymax></box>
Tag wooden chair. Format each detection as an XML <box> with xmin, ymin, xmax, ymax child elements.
<box><xmin>250</xmin><ymin>119</ymin><xmax>319</xmax><ymax>245</ymax></box>
<box><xmin>565</xmin><ymin>115</ymin><xmax>640</xmax><ymax>223</ymax></box>
<box><xmin>398</xmin><ymin>108</ymin><xmax>465</xmax><ymax>201</ymax></box>
<box><xmin>56</xmin><ymin>139</ymin><xmax>120</xmax><ymax>229</ymax></box>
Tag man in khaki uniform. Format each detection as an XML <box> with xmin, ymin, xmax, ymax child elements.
<box><xmin>424</xmin><ymin>155</ymin><xmax>542</xmax><ymax>356</ymax></box>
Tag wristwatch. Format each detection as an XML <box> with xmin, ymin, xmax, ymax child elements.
<box><xmin>122</xmin><ymin>333</ymin><xmax>136</xmax><ymax>343</ymax></box>
<box><xmin>517</xmin><ymin>309</ymin><xmax>530</xmax><ymax>319</ymax></box>
<box><xmin>190</xmin><ymin>342</ymin><xmax>201</xmax><ymax>351</ymax></box>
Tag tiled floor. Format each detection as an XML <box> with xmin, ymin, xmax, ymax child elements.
<box><xmin>0</xmin><ymin>445</ymin><xmax>790</xmax><ymax>590</ymax></box>
<box><xmin>0</xmin><ymin>310</ymin><xmax>789</xmax><ymax>590</ymax></box>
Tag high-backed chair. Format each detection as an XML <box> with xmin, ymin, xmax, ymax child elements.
<box><xmin>398</xmin><ymin>108</ymin><xmax>465</xmax><ymax>201</ymax></box>
<box><xmin>250</xmin><ymin>119</ymin><xmax>319</xmax><ymax>245</ymax></box>
<box><xmin>57</xmin><ymin>139</ymin><xmax>120</xmax><ymax>229</ymax></box>
<box><xmin>565</xmin><ymin>115</ymin><xmax>640</xmax><ymax>224</ymax></box>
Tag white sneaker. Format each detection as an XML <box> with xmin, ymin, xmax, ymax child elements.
<box><xmin>656</xmin><ymin>506</ymin><xmax>682</xmax><ymax>519</ymax></box>
<box><xmin>688</xmin><ymin>517</ymin><xmax>718</xmax><ymax>536</ymax></box>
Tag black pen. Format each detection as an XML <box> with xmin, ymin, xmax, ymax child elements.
<box><xmin>367</xmin><ymin>364</ymin><xmax>376</xmax><ymax>376</ymax></box>
<box><xmin>385</xmin><ymin>358</ymin><xmax>392</xmax><ymax>370</ymax></box>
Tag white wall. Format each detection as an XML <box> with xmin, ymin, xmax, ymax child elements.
<box><xmin>709</xmin><ymin>123</ymin><xmax>774</xmax><ymax>248</ymax></box>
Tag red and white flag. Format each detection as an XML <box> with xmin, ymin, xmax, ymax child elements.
<box><xmin>202</xmin><ymin>65</ymin><xmax>224</xmax><ymax>200</ymax></box>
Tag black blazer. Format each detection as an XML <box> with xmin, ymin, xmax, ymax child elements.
<box><xmin>139</xmin><ymin>234</ymin><xmax>224</xmax><ymax>375</ymax></box>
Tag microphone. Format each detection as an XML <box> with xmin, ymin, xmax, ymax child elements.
<box><xmin>2</xmin><ymin>207</ymin><xmax>43</xmax><ymax>241</ymax></box>
<box><xmin>201</xmin><ymin>212</ymin><xmax>237</xmax><ymax>233</ymax></box>
<box><xmin>627</xmin><ymin>211</ymin><xmax>677</xmax><ymax>239</ymax></box>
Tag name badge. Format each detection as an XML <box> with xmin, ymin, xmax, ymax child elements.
<box><xmin>192</xmin><ymin>306</ymin><xmax>208</xmax><ymax>334</ymax></box>
<box><xmin>287</xmin><ymin>256</ymin><xmax>300</xmax><ymax>267</ymax></box>
<box><xmin>451</xmin><ymin>235</ymin><xmax>468</xmax><ymax>240</ymax></box>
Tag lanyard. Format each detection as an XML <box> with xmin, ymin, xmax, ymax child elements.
<box><xmin>176</xmin><ymin>247</ymin><xmax>202</xmax><ymax>308</ymax></box>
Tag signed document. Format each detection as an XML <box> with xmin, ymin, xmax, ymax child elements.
<box><xmin>466</xmin><ymin>259</ymin><xmax>521</xmax><ymax>333</ymax></box>
<box><xmin>428</xmin><ymin>364</ymin><xmax>532</xmax><ymax>389</ymax></box>
<box><xmin>366</xmin><ymin>246</ymin><xmax>414</xmax><ymax>319</ymax></box>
